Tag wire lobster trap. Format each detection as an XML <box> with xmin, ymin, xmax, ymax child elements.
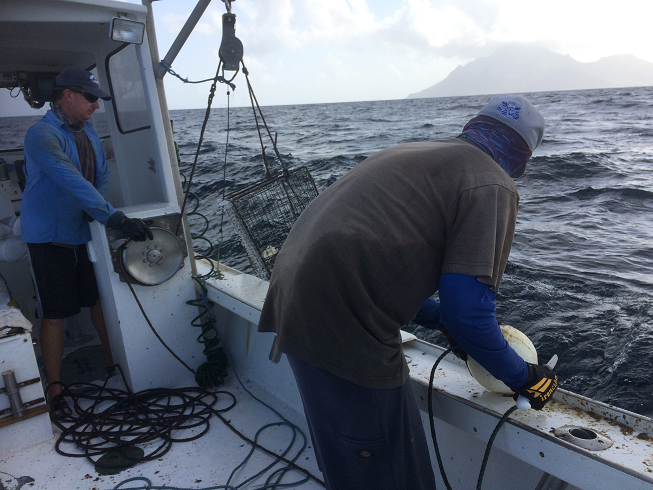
<box><xmin>226</xmin><ymin>166</ymin><xmax>318</xmax><ymax>279</ymax></box>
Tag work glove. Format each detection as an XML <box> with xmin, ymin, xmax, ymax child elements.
<box><xmin>512</xmin><ymin>363</ymin><xmax>558</xmax><ymax>410</ymax></box>
<box><xmin>107</xmin><ymin>211</ymin><xmax>153</xmax><ymax>242</ymax></box>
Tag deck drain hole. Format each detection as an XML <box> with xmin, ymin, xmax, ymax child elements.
<box><xmin>553</xmin><ymin>425</ymin><xmax>613</xmax><ymax>451</ymax></box>
<box><xmin>570</xmin><ymin>428</ymin><xmax>597</xmax><ymax>440</ymax></box>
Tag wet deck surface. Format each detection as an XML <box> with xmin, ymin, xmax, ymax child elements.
<box><xmin>0</xmin><ymin>374</ymin><xmax>324</xmax><ymax>490</ymax></box>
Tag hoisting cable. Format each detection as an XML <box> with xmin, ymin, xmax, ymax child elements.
<box><xmin>242</xmin><ymin>64</ymin><xmax>289</xmax><ymax>177</ymax></box>
<box><xmin>241</xmin><ymin>62</ymin><xmax>309</xmax><ymax>212</ymax></box>
<box><xmin>243</xmin><ymin>71</ymin><xmax>271</xmax><ymax>176</ymax></box>
<box><xmin>428</xmin><ymin>349</ymin><xmax>520</xmax><ymax>490</ymax></box>
<box><xmin>175</xmin><ymin>61</ymin><xmax>222</xmax><ymax>237</ymax></box>
<box><xmin>215</xmin><ymin>87</ymin><xmax>232</xmax><ymax>272</ymax></box>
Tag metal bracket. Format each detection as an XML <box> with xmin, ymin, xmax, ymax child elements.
<box><xmin>0</xmin><ymin>371</ymin><xmax>39</xmax><ymax>418</ymax></box>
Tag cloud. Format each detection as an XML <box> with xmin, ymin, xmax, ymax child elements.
<box><xmin>150</xmin><ymin>0</ymin><xmax>653</xmax><ymax>108</ymax></box>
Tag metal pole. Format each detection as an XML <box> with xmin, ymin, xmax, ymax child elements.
<box><xmin>2</xmin><ymin>370</ymin><xmax>25</xmax><ymax>418</ymax></box>
<box><xmin>156</xmin><ymin>0</ymin><xmax>212</xmax><ymax>80</ymax></box>
<box><xmin>142</xmin><ymin>0</ymin><xmax>198</xmax><ymax>276</ymax></box>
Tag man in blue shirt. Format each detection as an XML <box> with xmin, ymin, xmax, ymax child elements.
<box><xmin>21</xmin><ymin>67</ymin><xmax>152</xmax><ymax>416</ymax></box>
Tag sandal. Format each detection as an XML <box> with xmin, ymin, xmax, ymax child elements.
<box><xmin>50</xmin><ymin>394</ymin><xmax>72</xmax><ymax>418</ymax></box>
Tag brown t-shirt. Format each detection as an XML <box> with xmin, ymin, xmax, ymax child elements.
<box><xmin>258</xmin><ymin>138</ymin><xmax>519</xmax><ymax>389</ymax></box>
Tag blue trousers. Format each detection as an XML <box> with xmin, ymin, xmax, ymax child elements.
<box><xmin>287</xmin><ymin>355</ymin><xmax>436</xmax><ymax>490</ymax></box>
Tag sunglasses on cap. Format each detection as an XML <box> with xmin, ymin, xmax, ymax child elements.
<box><xmin>68</xmin><ymin>88</ymin><xmax>99</xmax><ymax>103</ymax></box>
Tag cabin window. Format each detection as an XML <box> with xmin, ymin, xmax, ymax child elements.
<box><xmin>106</xmin><ymin>44</ymin><xmax>151</xmax><ymax>134</ymax></box>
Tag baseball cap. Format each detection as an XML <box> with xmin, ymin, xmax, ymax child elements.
<box><xmin>478</xmin><ymin>94</ymin><xmax>544</xmax><ymax>152</ymax></box>
<box><xmin>55</xmin><ymin>67</ymin><xmax>112</xmax><ymax>101</ymax></box>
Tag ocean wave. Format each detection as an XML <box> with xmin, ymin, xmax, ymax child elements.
<box><xmin>567</xmin><ymin>186</ymin><xmax>653</xmax><ymax>201</ymax></box>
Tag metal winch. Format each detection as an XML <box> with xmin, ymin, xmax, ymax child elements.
<box><xmin>108</xmin><ymin>214</ymin><xmax>187</xmax><ymax>286</ymax></box>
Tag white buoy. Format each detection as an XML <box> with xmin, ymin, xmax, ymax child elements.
<box><xmin>467</xmin><ymin>325</ymin><xmax>538</xmax><ymax>394</ymax></box>
<box><xmin>0</xmin><ymin>237</ymin><xmax>27</xmax><ymax>262</ymax></box>
<box><xmin>12</xmin><ymin>217</ymin><xmax>21</xmax><ymax>237</ymax></box>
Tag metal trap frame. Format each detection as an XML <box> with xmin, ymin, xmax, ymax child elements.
<box><xmin>226</xmin><ymin>166</ymin><xmax>318</xmax><ymax>279</ymax></box>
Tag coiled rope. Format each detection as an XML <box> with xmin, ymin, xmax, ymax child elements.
<box><xmin>187</xmin><ymin>282</ymin><xmax>229</xmax><ymax>388</ymax></box>
<box><xmin>50</xmin><ymin>365</ymin><xmax>323</xmax><ymax>489</ymax></box>
<box><xmin>50</xmin><ymin>366</ymin><xmax>233</xmax><ymax>465</ymax></box>
<box><xmin>428</xmin><ymin>349</ymin><xmax>520</xmax><ymax>490</ymax></box>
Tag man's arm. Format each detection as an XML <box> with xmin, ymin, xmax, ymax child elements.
<box><xmin>24</xmin><ymin>125</ymin><xmax>117</xmax><ymax>223</ymax></box>
<box><xmin>430</xmin><ymin>272</ymin><xmax>528</xmax><ymax>389</ymax></box>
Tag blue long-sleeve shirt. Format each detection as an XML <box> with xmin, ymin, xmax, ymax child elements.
<box><xmin>21</xmin><ymin>110</ymin><xmax>117</xmax><ymax>245</ymax></box>
<box><xmin>413</xmin><ymin>272</ymin><xmax>528</xmax><ymax>389</ymax></box>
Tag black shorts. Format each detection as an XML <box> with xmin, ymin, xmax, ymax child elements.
<box><xmin>27</xmin><ymin>242</ymin><xmax>100</xmax><ymax>319</ymax></box>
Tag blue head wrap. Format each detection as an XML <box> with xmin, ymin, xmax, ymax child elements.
<box><xmin>459</xmin><ymin>115</ymin><xmax>532</xmax><ymax>178</ymax></box>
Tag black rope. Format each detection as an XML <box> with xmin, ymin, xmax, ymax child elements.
<box><xmin>242</xmin><ymin>64</ymin><xmax>289</xmax><ymax>176</ymax></box>
<box><xmin>160</xmin><ymin>61</ymin><xmax>221</xmax><ymax>85</ymax></box>
<box><xmin>176</xmin><ymin>61</ymin><xmax>224</xmax><ymax>236</ymax></box>
<box><xmin>476</xmin><ymin>406</ymin><xmax>518</xmax><ymax>490</ymax></box>
<box><xmin>428</xmin><ymin>349</ymin><xmax>521</xmax><ymax>490</ymax></box>
<box><xmin>428</xmin><ymin>348</ymin><xmax>454</xmax><ymax>490</ymax></box>
<box><xmin>120</xmin><ymin>255</ymin><xmax>197</xmax><ymax>376</ymax></box>
<box><xmin>76</xmin><ymin>275</ymin><xmax>323</xmax><ymax>487</ymax></box>
<box><xmin>49</xmin><ymin>369</ymin><xmax>323</xmax><ymax>489</ymax></box>
<box><xmin>187</xmin><ymin>284</ymin><xmax>229</xmax><ymax>388</ymax></box>
<box><xmin>49</xmin><ymin>366</ymin><xmax>232</xmax><ymax>465</ymax></box>
<box><xmin>215</xmin><ymin>88</ymin><xmax>232</xmax><ymax>273</ymax></box>
<box><xmin>243</xmin><ymin>69</ymin><xmax>270</xmax><ymax>176</ymax></box>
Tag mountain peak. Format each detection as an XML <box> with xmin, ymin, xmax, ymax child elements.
<box><xmin>408</xmin><ymin>46</ymin><xmax>653</xmax><ymax>99</ymax></box>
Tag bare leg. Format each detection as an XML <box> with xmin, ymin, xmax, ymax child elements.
<box><xmin>90</xmin><ymin>299</ymin><xmax>114</xmax><ymax>368</ymax></box>
<box><xmin>40</xmin><ymin>317</ymin><xmax>65</xmax><ymax>401</ymax></box>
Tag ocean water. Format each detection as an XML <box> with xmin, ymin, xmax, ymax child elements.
<box><xmin>3</xmin><ymin>86</ymin><xmax>652</xmax><ymax>416</ymax></box>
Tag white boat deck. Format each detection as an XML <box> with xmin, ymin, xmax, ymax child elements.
<box><xmin>0</xmin><ymin>373</ymin><xmax>324</xmax><ymax>490</ymax></box>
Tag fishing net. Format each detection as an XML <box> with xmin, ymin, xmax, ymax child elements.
<box><xmin>226</xmin><ymin>166</ymin><xmax>319</xmax><ymax>279</ymax></box>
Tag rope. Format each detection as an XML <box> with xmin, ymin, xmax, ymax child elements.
<box><xmin>428</xmin><ymin>348</ymin><xmax>454</xmax><ymax>490</ymax></box>
<box><xmin>176</xmin><ymin>61</ymin><xmax>223</xmax><ymax>236</ymax></box>
<box><xmin>187</xmin><ymin>288</ymin><xmax>229</xmax><ymax>388</ymax></box>
<box><xmin>243</xmin><ymin>70</ymin><xmax>270</xmax><ymax>176</ymax></box>
<box><xmin>428</xmin><ymin>350</ymin><xmax>521</xmax><ymax>490</ymax></box>
<box><xmin>120</xmin><ymin>256</ymin><xmax>197</xmax><ymax>376</ymax></box>
<box><xmin>50</xmin><ymin>366</ymin><xmax>232</xmax><ymax>465</ymax></box>
<box><xmin>49</xmin><ymin>367</ymin><xmax>322</xmax><ymax>489</ymax></box>
<box><xmin>195</xmin><ymin>278</ymin><xmax>324</xmax><ymax>488</ymax></box>
<box><xmin>160</xmin><ymin>61</ymin><xmax>221</xmax><ymax>85</ymax></box>
<box><xmin>476</xmin><ymin>406</ymin><xmax>518</xmax><ymax>490</ymax></box>
<box><xmin>216</xmin><ymin>89</ymin><xmax>232</xmax><ymax>273</ymax></box>
<box><xmin>242</xmin><ymin>65</ymin><xmax>288</xmax><ymax>176</ymax></box>
<box><xmin>92</xmin><ymin>275</ymin><xmax>322</xmax><ymax>487</ymax></box>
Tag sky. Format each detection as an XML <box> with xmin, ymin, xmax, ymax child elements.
<box><xmin>2</xmin><ymin>0</ymin><xmax>653</xmax><ymax>115</ymax></box>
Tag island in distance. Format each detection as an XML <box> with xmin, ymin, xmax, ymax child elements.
<box><xmin>408</xmin><ymin>45</ymin><xmax>653</xmax><ymax>98</ymax></box>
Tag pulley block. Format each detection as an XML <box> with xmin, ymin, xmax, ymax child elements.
<box><xmin>219</xmin><ymin>12</ymin><xmax>243</xmax><ymax>71</ymax></box>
